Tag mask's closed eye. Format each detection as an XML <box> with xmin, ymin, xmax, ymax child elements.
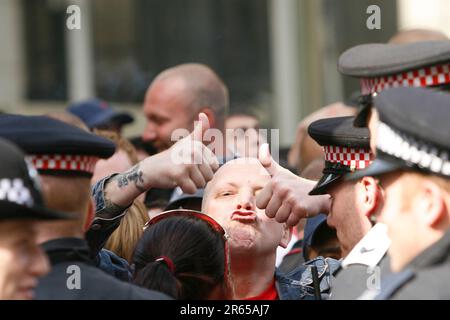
<box><xmin>217</xmin><ymin>190</ymin><xmax>235</xmax><ymax>198</ymax></box>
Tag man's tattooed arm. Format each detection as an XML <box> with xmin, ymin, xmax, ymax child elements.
<box><xmin>115</xmin><ymin>164</ymin><xmax>146</xmax><ymax>193</ymax></box>
<box><xmin>99</xmin><ymin>163</ymin><xmax>151</xmax><ymax>213</ymax></box>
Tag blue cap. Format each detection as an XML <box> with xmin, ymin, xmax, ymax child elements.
<box><xmin>302</xmin><ymin>214</ymin><xmax>328</xmax><ymax>260</ymax></box>
<box><xmin>67</xmin><ymin>99</ymin><xmax>134</xmax><ymax>129</ymax></box>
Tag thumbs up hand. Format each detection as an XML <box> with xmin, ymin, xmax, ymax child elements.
<box><xmin>256</xmin><ymin>143</ymin><xmax>330</xmax><ymax>226</ymax></box>
<box><xmin>142</xmin><ymin>112</ymin><xmax>220</xmax><ymax>194</ymax></box>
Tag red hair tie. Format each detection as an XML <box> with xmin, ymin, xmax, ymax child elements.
<box><xmin>155</xmin><ymin>256</ymin><xmax>176</xmax><ymax>274</ymax></box>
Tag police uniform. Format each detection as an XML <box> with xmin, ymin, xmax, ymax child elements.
<box><xmin>36</xmin><ymin>237</ymin><xmax>169</xmax><ymax>299</ymax></box>
<box><xmin>350</xmin><ymin>87</ymin><xmax>450</xmax><ymax>299</ymax></box>
<box><xmin>307</xmin><ymin>116</ymin><xmax>392</xmax><ymax>299</ymax></box>
<box><xmin>307</xmin><ymin>116</ymin><xmax>373</xmax><ymax>195</ymax></box>
<box><xmin>0</xmin><ymin>114</ymin><xmax>117</xmax><ymax>256</ymax></box>
<box><xmin>0</xmin><ymin>137</ymin><xmax>72</xmax><ymax>222</ymax></box>
<box><xmin>330</xmin><ymin>224</ymin><xmax>391</xmax><ymax>300</ymax></box>
<box><xmin>338</xmin><ymin>40</ymin><xmax>450</xmax><ymax>127</ymax></box>
<box><xmin>0</xmin><ymin>115</ymin><xmax>169</xmax><ymax>300</ymax></box>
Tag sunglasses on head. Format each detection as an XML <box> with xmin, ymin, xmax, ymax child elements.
<box><xmin>144</xmin><ymin>209</ymin><xmax>231</xmax><ymax>281</ymax></box>
<box><xmin>144</xmin><ymin>209</ymin><xmax>228</xmax><ymax>240</ymax></box>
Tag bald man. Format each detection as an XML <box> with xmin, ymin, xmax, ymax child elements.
<box><xmin>202</xmin><ymin>158</ymin><xmax>339</xmax><ymax>300</ymax></box>
<box><xmin>142</xmin><ymin>63</ymin><xmax>229</xmax><ymax>153</ymax></box>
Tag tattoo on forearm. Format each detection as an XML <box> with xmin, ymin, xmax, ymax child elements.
<box><xmin>116</xmin><ymin>164</ymin><xmax>146</xmax><ymax>192</ymax></box>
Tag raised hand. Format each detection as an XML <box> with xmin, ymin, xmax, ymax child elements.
<box><xmin>100</xmin><ymin>112</ymin><xmax>220</xmax><ymax>211</ymax></box>
<box><xmin>256</xmin><ymin>143</ymin><xmax>330</xmax><ymax>226</ymax></box>
<box><xmin>143</xmin><ymin>112</ymin><xmax>220</xmax><ymax>194</ymax></box>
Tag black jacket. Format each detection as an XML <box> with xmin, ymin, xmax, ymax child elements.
<box><xmin>35</xmin><ymin>238</ymin><xmax>170</xmax><ymax>300</ymax></box>
<box><xmin>376</xmin><ymin>230</ymin><xmax>450</xmax><ymax>300</ymax></box>
<box><xmin>331</xmin><ymin>223</ymin><xmax>391</xmax><ymax>300</ymax></box>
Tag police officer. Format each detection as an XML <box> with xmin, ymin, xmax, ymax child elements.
<box><xmin>305</xmin><ymin>116</ymin><xmax>390</xmax><ymax>299</ymax></box>
<box><xmin>338</xmin><ymin>40</ymin><xmax>450</xmax><ymax>149</ymax></box>
<box><xmin>0</xmin><ymin>138</ymin><xmax>73</xmax><ymax>299</ymax></box>
<box><xmin>302</xmin><ymin>39</ymin><xmax>450</xmax><ymax>300</ymax></box>
<box><xmin>255</xmin><ymin>41</ymin><xmax>450</xmax><ymax>233</ymax></box>
<box><xmin>0</xmin><ymin>115</ymin><xmax>169</xmax><ymax>299</ymax></box>
<box><xmin>352</xmin><ymin>87</ymin><xmax>450</xmax><ymax>299</ymax></box>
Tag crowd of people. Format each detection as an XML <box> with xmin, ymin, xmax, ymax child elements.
<box><xmin>0</xmin><ymin>28</ymin><xmax>449</xmax><ymax>300</ymax></box>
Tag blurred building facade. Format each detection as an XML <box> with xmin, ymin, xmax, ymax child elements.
<box><xmin>0</xmin><ymin>0</ymin><xmax>448</xmax><ymax>144</ymax></box>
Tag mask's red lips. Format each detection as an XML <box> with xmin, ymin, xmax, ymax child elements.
<box><xmin>231</xmin><ymin>210</ymin><xmax>257</xmax><ymax>223</ymax></box>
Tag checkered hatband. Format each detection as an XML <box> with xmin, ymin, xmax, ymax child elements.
<box><xmin>26</xmin><ymin>154</ymin><xmax>99</xmax><ymax>174</ymax></box>
<box><xmin>360</xmin><ymin>63</ymin><xmax>450</xmax><ymax>95</ymax></box>
<box><xmin>324</xmin><ymin>146</ymin><xmax>372</xmax><ymax>170</ymax></box>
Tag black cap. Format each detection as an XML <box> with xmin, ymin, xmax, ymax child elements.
<box><xmin>349</xmin><ymin>87</ymin><xmax>450</xmax><ymax>180</ymax></box>
<box><xmin>165</xmin><ymin>187</ymin><xmax>204</xmax><ymax>211</ymax></box>
<box><xmin>307</xmin><ymin>117</ymin><xmax>372</xmax><ymax>195</ymax></box>
<box><xmin>0</xmin><ymin>138</ymin><xmax>73</xmax><ymax>221</ymax></box>
<box><xmin>0</xmin><ymin>114</ymin><xmax>116</xmax><ymax>177</ymax></box>
<box><xmin>338</xmin><ymin>40</ymin><xmax>450</xmax><ymax>127</ymax></box>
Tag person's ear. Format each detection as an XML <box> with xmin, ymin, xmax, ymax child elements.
<box><xmin>279</xmin><ymin>225</ymin><xmax>293</xmax><ymax>248</ymax></box>
<box><xmin>199</xmin><ymin>108</ymin><xmax>216</xmax><ymax>129</ymax></box>
<box><xmin>416</xmin><ymin>181</ymin><xmax>446</xmax><ymax>228</ymax></box>
<box><xmin>358</xmin><ymin>176</ymin><xmax>382</xmax><ymax>218</ymax></box>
